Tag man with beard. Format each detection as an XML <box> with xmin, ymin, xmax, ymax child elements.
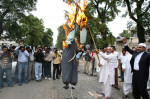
<box><xmin>96</xmin><ymin>47</ymin><xmax>116</xmax><ymax>99</ymax></box>
<box><xmin>123</xmin><ymin>38</ymin><xmax>150</xmax><ymax>99</ymax></box>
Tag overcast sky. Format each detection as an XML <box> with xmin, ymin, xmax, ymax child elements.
<box><xmin>32</xmin><ymin>0</ymin><xmax>131</xmax><ymax>46</ymax></box>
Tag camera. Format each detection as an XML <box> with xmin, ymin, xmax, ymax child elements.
<box><xmin>7</xmin><ymin>48</ymin><xmax>12</xmax><ymax>52</ymax></box>
<box><xmin>38</xmin><ymin>48</ymin><xmax>42</xmax><ymax>53</ymax></box>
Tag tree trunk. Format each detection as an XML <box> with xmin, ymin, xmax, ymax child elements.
<box><xmin>137</xmin><ymin>22</ymin><xmax>146</xmax><ymax>43</ymax></box>
<box><xmin>0</xmin><ymin>20</ymin><xmax>3</xmax><ymax>36</ymax></box>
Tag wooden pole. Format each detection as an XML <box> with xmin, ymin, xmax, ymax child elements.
<box><xmin>87</xmin><ymin>24</ymin><xmax>102</xmax><ymax>67</ymax></box>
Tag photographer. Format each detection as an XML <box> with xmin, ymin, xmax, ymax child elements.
<box><xmin>0</xmin><ymin>46</ymin><xmax>14</xmax><ymax>88</ymax></box>
<box><xmin>15</xmin><ymin>45</ymin><xmax>29</xmax><ymax>86</ymax></box>
<box><xmin>44</xmin><ymin>47</ymin><xmax>53</xmax><ymax>80</ymax></box>
<box><xmin>52</xmin><ymin>48</ymin><xmax>61</xmax><ymax>80</ymax></box>
<box><xmin>28</xmin><ymin>49</ymin><xmax>35</xmax><ymax>81</ymax></box>
<box><xmin>34</xmin><ymin>48</ymin><xmax>44</xmax><ymax>82</ymax></box>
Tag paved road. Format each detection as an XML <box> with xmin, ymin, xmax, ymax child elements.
<box><xmin>0</xmin><ymin>60</ymin><xmax>138</xmax><ymax>99</ymax></box>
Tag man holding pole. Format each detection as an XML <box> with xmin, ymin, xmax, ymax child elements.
<box><xmin>96</xmin><ymin>47</ymin><xmax>115</xmax><ymax>99</ymax></box>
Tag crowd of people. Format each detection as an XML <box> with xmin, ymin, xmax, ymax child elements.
<box><xmin>0</xmin><ymin>45</ymin><xmax>61</xmax><ymax>88</ymax></box>
<box><xmin>0</xmin><ymin>38</ymin><xmax>150</xmax><ymax>99</ymax></box>
<box><xmin>80</xmin><ymin>39</ymin><xmax>150</xmax><ymax>99</ymax></box>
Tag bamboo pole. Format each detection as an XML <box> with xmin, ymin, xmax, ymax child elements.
<box><xmin>87</xmin><ymin>24</ymin><xmax>102</xmax><ymax>67</ymax></box>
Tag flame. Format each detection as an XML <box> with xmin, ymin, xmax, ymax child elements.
<box><xmin>67</xmin><ymin>0</ymin><xmax>87</xmax><ymax>29</ymax></box>
<box><xmin>62</xmin><ymin>24</ymin><xmax>68</xmax><ymax>49</ymax></box>
<box><xmin>63</xmin><ymin>24</ymin><xmax>69</xmax><ymax>38</ymax></box>
<box><xmin>62</xmin><ymin>0</ymin><xmax>87</xmax><ymax>49</ymax></box>
<box><xmin>62</xmin><ymin>41</ymin><xmax>67</xmax><ymax>49</ymax></box>
<box><xmin>75</xmin><ymin>37</ymin><xmax>82</xmax><ymax>50</ymax></box>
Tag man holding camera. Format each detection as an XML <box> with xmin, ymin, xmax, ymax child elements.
<box><xmin>0</xmin><ymin>46</ymin><xmax>14</xmax><ymax>88</ymax></box>
<box><xmin>44</xmin><ymin>47</ymin><xmax>53</xmax><ymax>80</ymax></box>
<box><xmin>34</xmin><ymin>48</ymin><xmax>44</xmax><ymax>82</ymax></box>
<box><xmin>15</xmin><ymin>45</ymin><xmax>29</xmax><ymax>86</ymax></box>
<box><xmin>52</xmin><ymin>48</ymin><xmax>61</xmax><ymax>80</ymax></box>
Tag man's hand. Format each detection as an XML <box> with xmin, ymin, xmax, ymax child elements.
<box><xmin>123</xmin><ymin>38</ymin><xmax>127</xmax><ymax>44</ymax></box>
<box><xmin>118</xmin><ymin>65</ymin><xmax>121</xmax><ymax>70</ymax></box>
<box><xmin>123</xmin><ymin>69</ymin><xmax>125</xmax><ymax>72</ymax></box>
<box><xmin>94</xmin><ymin>49</ymin><xmax>99</xmax><ymax>54</ymax></box>
<box><xmin>98</xmin><ymin>63</ymin><xmax>102</xmax><ymax>67</ymax></box>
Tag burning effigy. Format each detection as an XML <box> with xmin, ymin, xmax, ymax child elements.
<box><xmin>61</xmin><ymin>0</ymin><xmax>101</xmax><ymax>91</ymax></box>
<box><xmin>61</xmin><ymin>0</ymin><xmax>87</xmax><ymax>89</ymax></box>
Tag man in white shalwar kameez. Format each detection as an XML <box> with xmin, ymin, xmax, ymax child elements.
<box><xmin>111</xmin><ymin>46</ymin><xmax>120</xmax><ymax>90</ymax></box>
<box><xmin>122</xmin><ymin>53</ymin><xmax>133</xmax><ymax>98</ymax></box>
<box><xmin>98</xmin><ymin>47</ymin><xmax>116</xmax><ymax>99</ymax></box>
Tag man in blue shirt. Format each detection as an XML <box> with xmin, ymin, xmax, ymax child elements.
<box><xmin>15</xmin><ymin>46</ymin><xmax>29</xmax><ymax>86</ymax></box>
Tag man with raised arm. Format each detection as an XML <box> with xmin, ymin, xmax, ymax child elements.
<box><xmin>123</xmin><ymin>38</ymin><xmax>150</xmax><ymax>99</ymax></box>
<box><xmin>96</xmin><ymin>47</ymin><xmax>116</xmax><ymax>99</ymax></box>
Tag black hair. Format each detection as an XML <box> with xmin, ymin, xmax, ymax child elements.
<box><xmin>111</xmin><ymin>46</ymin><xmax>116</xmax><ymax>50</ymax></box>
<box><xmin>122</xmin><ymin>48</ymin><xmax>126</xmax><ymax>52</ymax></box>
<box><xmin>47</xmin><ymin>47</ymin><xmax>51</xmax><ymax>50</ymax></box>
<box><xmin>39</xmin><ymin>48</ymin><xmax>42</xmax><ymax>52</ymax></box>
<box><xmin>26</xmin><ymin>46</ymin><xmax>30</xmax><ymax>50</ymax></box>
<box><xmin>101</xmin><ymin>46</ymin><xmax>107</xmax><ymax>50</ymax></box>
<box><xmin>11</xmin><ymin>46</ymin><xmax>16</xmax><ymax>49</ymax></box>
<box><xmin>2</xmin><ymin>45</ymin><xmax>8</xmax><ymax>49</ymax></box>
<box><xmin>54</xmin><ymin>48</ymin><xmax>58</xmax><ymax>51</ymax></box>
<box><xmin>19</xmin><ymin>46</ymin><xmax>25</xmax><ymax>50</ymax></box>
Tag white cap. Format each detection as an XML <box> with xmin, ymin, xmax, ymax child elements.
<box><xmin>138</xmin><ymin>43</ymin><xmax>146</xmax><ymax>48</ymax></box>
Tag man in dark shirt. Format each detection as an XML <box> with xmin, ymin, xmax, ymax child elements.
<box><xmin>123</xmin><ymin>38</ymin><xmax>150</xmax><ymax>99</ymax></box>
<box><xmin>34</xmin><ymin>48</ymin><xmax>44</xmax><ymax>82</ymax></box>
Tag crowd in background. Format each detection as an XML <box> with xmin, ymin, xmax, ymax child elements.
<box><xmin>0</xmin><ymin>45</ymin><xmax>61</xmax><ymax>87</ymax></box>
<box><xmin>79</xmin><ymin>44</ymin><xmax>150</xmax><ymax>99</ymax></box>
<box><xmin>0</xmin><ymin>43</ymin><xmax>150</xmax><ymax>99</ymax></box>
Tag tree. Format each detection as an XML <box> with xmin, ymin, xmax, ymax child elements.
<box><xmin>19</xmin><ymin>15</ymin><xmax>44</xmax><ymax>48</ymax></box>
<box><xmin>63</xmin><ymin>0</ymin><xmax>120</xmax><ymax>47</ymax></box>
<box><xmin>123</xmin><ymin>0</ymin><xmax>150</xmax><ymax>43</ymax></box>
<box><xmin>85</xmin><ymin>0</ymin><xmax>120</xmax><ymax>46</ymax></box>
<box><xmin>42</xmin><ymin>28</ymin><xmax>53</xmax><ymax>47</ymax></box>
<box><xmin>0</xmin><ymin>0</ymin><xmax>37</xmax><ymax>36</ymax></box>
<box><xmin>119</xmin><ymin>30</ymin><xmax>130</xmax><ymax>38</ymax></box>
<box><xmin>55</xmin><ymin>25</ymin><xmax>66</xmax><ymax>49</ymax></box>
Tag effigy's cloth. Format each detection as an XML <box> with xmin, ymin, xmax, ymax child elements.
<box><xmin>61</xmin><ymin>40</ymin><xmax>78</xmax><ymax>85</ymax></box>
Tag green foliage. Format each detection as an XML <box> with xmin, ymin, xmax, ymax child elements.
<box><xmin>42</xmin><ymin>28</ymin><xmax>53</xmax><ymax>47</ymax></box>
<box><xmin>0</xmin><ymin>0</ymin><xmax>37</xmax><ymax>36</ymax></box>
<box><xmin>96</xmin><ymin>33</ymin><xmax>116</xmax><ymax>49</ymax></box>
<box><xmin>119</xmin><ymin>30</ymin><xmax>130</xmax><ymax>38</ymax></box>
<box><xmin>84</xmin><ymin>0</ymin><xmax>120</xmax><ymax>47</ymax></box>
<box><xmin>61</xmin><ymin>0</ymin><xmax>119</xmax><ymax>48</ymax></box>
<box><xmin>55</xmin><ymin>25</ymin><xmax>66</xmax><ymax>49</ymax></box>
<box><xmin>6</xmin><ymin>15</ymin><xmax>53</xmax><ymax>48</ymax></box>
<box><xmin>123</xmin><ymin>0</ymin><xmax>150</xmax><ymax>43</ymax></box>
<box><xmin>19</xmin><ymin>15</ymin><xmax>44</xmax><ymax>48</ymax></box>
